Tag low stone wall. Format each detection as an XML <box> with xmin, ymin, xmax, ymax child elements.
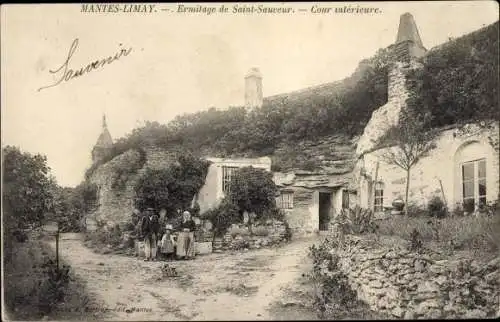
<box><xmin>332</xmin><ymin>236</ymin><xmax>499</xmax><ymax>319</ymax></box>
<box><xmin>213</xmin><ymin>221</ymin><xmax>289</xmax><ymax>252</ymax></box>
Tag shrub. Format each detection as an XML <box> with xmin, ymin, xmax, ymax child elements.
<box><xmin>202</xmin><ymin>199</ymin><xmax>240</xmax><ymax>241</ymax></box>
<box><xmin>37</xmin><ymin>259</ymin><xmax>71</xmax><ymax>314</ymax></box>
<box><xmin>451</xmin><ymin>204</ymin><xmax>465</xmax><ymax>217</ymax></box>
<box><xmin>134</xmin><ymin>153</ymin><xmax>210</xmax><ymax>214</ymax></box>
<box><xmin>307</xmin><ymin>238</ymin><xmax>378</xmax><ymax>319</ymax></box>
<box><xmin>408</xmin><ymin>228</ymin><xmax>424</xmax><ymax>252</ymax></box>
<box><xmin>335</xmin><ymin>206</ymin><xmax>377</xmax><ymax>234</ymax></box>
<box><xmin>428</xmin><ymin>195</ymin><xmax>447</xmax><ymax>218</ymax></box>
<box><xmin>406</xmin><ymin>202</ymin><xmax>427</xmax><ymax>217</ymax></box>
<box><xmin>377</xmin><ymin>215</ymin><xmax>500</xmax><ymax>255</ymax></box>
<box><xmin>227</xmin><ymin>167</ymin><xmax>278</xmax><ymax>220</ymax></box>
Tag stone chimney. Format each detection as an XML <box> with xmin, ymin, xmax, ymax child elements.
<box><xmin>244</xmin><ymin>67</ymin><xmax>263</xmax><ymax>109</ymax></box>
<box><xmin>355</xmin><ymin>13</ymin><xmax>426</xmax><ymax>157</ymax></box>
<box><xmin>389</xmin><ymin>12</ymin><xmax>427</xmax><ymax>63</ymax></box>
<box><xmin>387</xmin><ymin>12</ymin><xmax>427</xmax><ymax>103</ymax></box>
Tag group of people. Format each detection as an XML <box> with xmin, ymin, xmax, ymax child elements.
<box><xmin>138</xmin><ymin>208</ymin><xmax>197</xmax><ymax>261</ymax></box>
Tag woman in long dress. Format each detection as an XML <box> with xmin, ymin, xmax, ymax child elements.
<box><xmin>176</xmin><ymin>211</ymin><xmax>196</xmax><ymax>259</ymax></box>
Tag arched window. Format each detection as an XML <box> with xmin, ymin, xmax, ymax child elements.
<box><xmin>374</xmin><ymin>182</ymin><xmax>384</xmax><ymax>213</ymax></box>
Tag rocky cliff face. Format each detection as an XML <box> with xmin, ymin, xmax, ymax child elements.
<box><xmin>272</xmin><ymin>134</ymin><xmax>357</xmax><ymax>177</ymax></box>
<box><xmin>356</xmin><ymin>61</ymin><xmax>421</xmax><ymax>157</ymax></box>
<box><xmin>87</xmin><ymin>146</ymin><xmax>176</xmax><ymax>227</ymax></box>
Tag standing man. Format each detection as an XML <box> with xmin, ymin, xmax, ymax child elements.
<box><xmin>141</xmin><ymin>208</ymin><xmax>160</xmax><ymax>261</ymax></box>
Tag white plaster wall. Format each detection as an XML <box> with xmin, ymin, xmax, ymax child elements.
<box><xmin>356</xmin><ymin>125</ymin><xmax>499</xmax><ymax>210</ymax></box>
<box><xmin>197</xmin><ymin>157</ymin><xmax>272</xmax><ymax>214</ymax></box>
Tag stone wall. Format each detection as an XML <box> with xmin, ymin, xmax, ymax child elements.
<box><xmin>88</xmin><ymin>146</ymin><xmax>175</xmax><ymax>227</ymax></box>
<box><xmin>333</xmin><ymin>236</ymin><xmax>500</xmax><ymax>319</ymax></box>
<box><xmin>282</xmin><ymin>187</ymin><xmax>316</xmax><ymax>235</ymax></box>
<box><xmin>212</xmin><ymin>221</ymin><xmax>289</xmax><ymax>252</ymax></box>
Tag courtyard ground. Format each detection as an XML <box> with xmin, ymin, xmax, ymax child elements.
<box><xmin>45</xmin><ymin>233</ymin><xmax>323</xmax><ymax>320</ymax></box>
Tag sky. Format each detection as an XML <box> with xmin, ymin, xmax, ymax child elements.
<box><xmin>1</xmin><ymin>1</ymin><xmax>498</xmax><ymax>187</ymax></box>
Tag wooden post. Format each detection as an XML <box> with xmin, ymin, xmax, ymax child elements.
<box><xmin>438</xmin><ymin>179</ymin><xmax>448</xmax><ymax>214</ymax></box>
<box><xmin>372</xmin><ymin>161</ymin><xmax>380</xmax><ymax>212</ymax></box>
<box><xmin>55</xmin><ymin>222</ymin><xmax>60</xmax><ymax>272</ymax></box>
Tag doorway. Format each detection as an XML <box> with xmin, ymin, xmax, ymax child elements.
<box><xmin>319</xmin><ymin>192</ymin><xmax>332</xmax><ymax>231</ymax></box>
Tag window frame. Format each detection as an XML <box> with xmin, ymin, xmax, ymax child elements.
<box><xmin>374</xmin><ymin>182</ymin><xmax>384</xmax><ymax>213</ymax></box>
<box><xmin>277</xmin><ymin>190</ymin><xmax>294</xmax><ymax>210</ymax></box>
<box><xmin>222</xmin><ymin>166</ymin><xmax>239</xmax><ymax>194</ymax></box>
<box><xmin>461</xmin><ymin>158</ymin><xmax>486</xmax><ymax>212</ymax></box>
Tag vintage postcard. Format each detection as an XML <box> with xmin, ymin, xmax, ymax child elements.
<box><xmin>2</xmin><ymin>1</ymin><xmax>499</xmax><ymax>321</ymax></box>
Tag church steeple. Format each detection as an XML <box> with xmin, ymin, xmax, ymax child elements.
<box><xmin>92</xmin><ymin>114</ymin><xmax>113</xmax><ymax>164</ymax></box>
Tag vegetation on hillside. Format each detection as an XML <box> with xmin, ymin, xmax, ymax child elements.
<box><xmin>84</xmin><ymin>21</ymin><xmax>498</xmax><ymax>177</ymax></box>
<box><xmin>406</xmin><ymin>21</ymin><xmax>499</xmax><ymax>129</ymax></box>
<box><xmin>84</xmin><ymin>48</ymin><xmax>390</xmax><ymax>177</ymax></box>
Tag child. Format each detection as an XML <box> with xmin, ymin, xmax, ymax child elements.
<box><xmin>159</xmin><ymin>224</ymin><xmax>176</xmax><ymax>260</ymax></box>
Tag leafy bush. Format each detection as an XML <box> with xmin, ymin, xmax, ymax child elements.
<box><xmin>308</xmin><ymin>238</ymin><xmax>379</xmax><ymax>319</ymax></box>
<box><xmin>335</xmin><ymin>206</ymin><xmax>377</xmax><ymax>234</ymax></box>
<box><xmin>408</xmin><ymin>228</ymin><xmax>424</xmax><ymax>252</ymax></box>
<box><xmin>406</xmin><ymin>202</ymin><xmax>427</xmax><ymax>217</ymax></box>
<box><xmin>3</xmin><ymin>146</ymin><xmax>54</xmax><ymax>262</ymax></box>
<box><xmin>428</xmin><ymin>195</ymin><xmax>447</xmax><ymax>218</ymax></box>
<box><xmin>37</xmin><ymin>259</ymin><xmax>71</xmax><ymax>314</ymax></box>
<box><xmin>227</xmin><ymin>167</ymin><xmax>278</xmax><ymax>219</ymax></box>
<box><xmin>134</xmin><ymin>153</ymin><xmax>210</xmax><ymax>215</ymax></box>
<box><xmin>202</xmin><ymin>199</ymin><xmax>240</xmax><ymax>241</ymax></box>
<box><xmin>452</xmin><ymin>204</ymin><xmax>466</xmax><ymax>217</ymax></box>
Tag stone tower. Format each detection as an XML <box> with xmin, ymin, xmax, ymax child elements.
<box><xmin>91</xmin><ymin>114</ymin><xmax>113</xmax><ymax>164</ymax></box>
<box><xmin>355</xmin><ymin>12</ymin><xmax>427</xmax><ymax>157</ymax></box>
<box><xmin>389</xmin><ymin>12</ymin><xmax>426</xmax><ymax>64</ymax></box>
<box><xmin>244</xmin><ymin>67</ymin><xmax>263</xmax><ymax>109</ymax></box>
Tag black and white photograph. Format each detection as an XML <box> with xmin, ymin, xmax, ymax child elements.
<box><xmin>1</xmin><ymin>1</ymin><xmax>499</xmax><ymax>320</ymax></box>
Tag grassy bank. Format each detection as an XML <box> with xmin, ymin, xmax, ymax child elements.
<box><xmin>3</xmin><ymin>235</ymin><xmax>103</xmax><ymax>320</ymax></box>
<box><xmin>376</xmin><ymin>213</ymin><xmax>500</xmax><ymax>259</ymax></box>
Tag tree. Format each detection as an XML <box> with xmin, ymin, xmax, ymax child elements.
<box><xmin>2</xmin><ymin>146</ymin><xmax>55</xmax><ymax>261</ymax></box>
<box><xmin>226</xmin><ymin>166</ymin><xmax>279</xmax><ymax>230</ymax></box>
<box><xmin>133</xmin><ymin>154</ymin><xmax>210</xmax><ymax>217</ymax></box>
<box><xmin>3</xmin><ymin>146</ymin><xmax>54</xmax><ymax>229</ymax></box>
<box><xmin>382</xmin><ymin>114</ymin><xmax>437</xmax><ymax>216</ymax></box>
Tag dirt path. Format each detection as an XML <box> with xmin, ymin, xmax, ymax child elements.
<box><xmin>47</xmin><ymin>233</ymin><xmax>320</xmax><ymax>320</ymax></box>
